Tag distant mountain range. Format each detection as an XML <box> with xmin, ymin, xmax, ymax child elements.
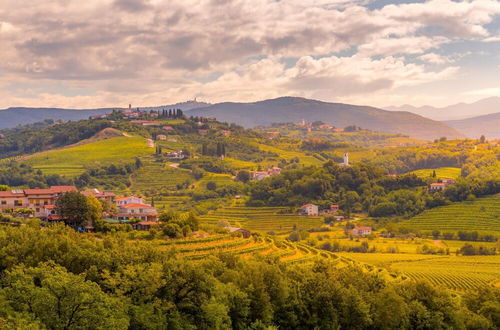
<box><xmin>445</xmin><ymin>112</ymin><xmax>500</xmax><ymax>139</ymax></box>
<box><xmin>0</xmin><ymin>101</ymin><xmax>211</xmax><ymax>130</ymax></box>
<box><xmin>0</xmin><ymin>108</ymin><xmax>113</xmax><ymax>130</ymax></box>
<box><xmin>385</xmin><ymin>97</ymin><xmax>500</xmax><ymax>121</ymax></box>
<box><xmin>187</xmin><ymin>97</ymin><xmax>464</xmax><ymax>140</ymax></box>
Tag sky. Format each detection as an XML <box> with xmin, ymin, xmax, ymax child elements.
<box><xmin>0</xmin><ymin>0</ymin><xmax>499</xmax><ymax>109</ymax></box>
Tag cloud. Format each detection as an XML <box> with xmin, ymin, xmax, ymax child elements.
<box><xmin>0</xmin><ymin>0</ymin><xmax>498</xmax><ymax>108</ymax></box>
<box><xmin>465</xmin><ymin>87</ymin><xmax>500</xmax><ymax>96</ymax></box>
<box><xmin>418</xmin><ymin>53</ymin><xmax>451</xmax><ymax>64</ymax></box>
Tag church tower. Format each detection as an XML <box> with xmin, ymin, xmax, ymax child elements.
<box><xmin>343</xmin><ymin>152</ymin><xmax>349</xmax><ymax>166</ymax></box>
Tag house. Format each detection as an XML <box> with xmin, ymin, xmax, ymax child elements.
<box><xmin>133</xmin><ymin>221</ymin><xmax>160</xmax><ymax>230</ymax></box>
<box><xmin>82</xmin><ymin>189</ymin><xmax>115</xmax><ymax>204</ymax></box>
<box><xmin>429</xmin><ymin>183</ymin><xmax>446</xmax><ymax>191</ymax></box>
<box><xmin>300</xmin><ymin>203</ymin><xmax>319</xmax><ymax>216</ymax></box>
<box><xmin>322</xmin><ymin>204</ymin><xmax>340</xmax><ymax>215</ymax></box>
<box><xmin>198</xmin><ymin>129</ymin><xmax>208</xmax><ymax>135</ymax></box>
<box><xmin>162</xmin><ymin>126</ymin><xmax>174</xmax><ymax>131</ymax></box>
<box><xmin>156</xmin><ymin>134</ymin><xmax>167</xmax><ymax>141</ymax></box>
<box><xmin>249</xmin><ymin>167</ymin><xmax>282</xmax><ymax>180</ymax></box>
<box><xmin>115</xmin><ymin>196</ymin><xmax>144</xmax><ymax>206</ymax></box>
<box><xmin>0</xmin><ymin>186</ymin><xmax>77</xmax><ymax>218</ymax></box>
<box><xmin>0</xmin><ymin>133</ymin><xmax>5</xmax><ymax>139</ymax></box>
<box><xmin>353</xmin><ymin>226</ymin><xmax>372</xmax><ymax>237</ymax></box>
<box><xmin>441</xmin><ymin>178</ymin><xmax>455</xmax><ymax>185</ymax></box>
<box><xmin>334</xmin><ymin>215</ymin><xmax>345</xmax><ymax>221</ymax></box>
<box><xmin>225</xmin><ymin>227</ymin><xmax>251</xmax><ymax>238</ymax></box>
<box><xmin>115</xmin><ymin>203</ymin><xmax>158</xmax><ymax>222</ymax></box>
<box><xmin>221</xmin><ymin>130</ymin><xmax>231</xmax><ymax>137</ymax></box>
<box><xmin>166</xmin><ymin>150</ymin><xmax>186</xmax><ymax>160</ymax></box>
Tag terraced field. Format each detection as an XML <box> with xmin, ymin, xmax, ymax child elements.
<box><xmin>410</xmin><ymin>167</ymin><xmax>461</xmax><ymax>179</ymax></box>
<box><xmin>130</xmin><ymin>157</ymin><xmax>193</xmax><ymax>193</ymax></box>
<box><xmin>337</xmin><ymin>253</ymin><xmax>500</xmax><ymax>291</ymax></box>
<box><xmin>200</xmin><ymin>206</ymin><xmax>324</xmax><ymax>233</ymax></box>
<box><xmin>161</xmin><ymin>234</ymin><xmax>352</xmax><ymax>265</ymax></box>
<box><xmin>27</xmin><ymin>136</ymin><xmax>153</xmax><ymax>176</ymax></box>
<box><xmin>405</xmin><ymin>194</ymin><xmax>500</xmax><ymax>235</ymax></box>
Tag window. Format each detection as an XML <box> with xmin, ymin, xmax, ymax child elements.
<box><xmin>1</xmin><ymin>201</ymin><xmax>6</xmax><ymax>205</ymax></box>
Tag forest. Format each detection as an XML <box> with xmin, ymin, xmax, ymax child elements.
<box><xmin>0</xmin><ymin>224</ymin><xmax>498</xmax><ymax>329</ymax></box>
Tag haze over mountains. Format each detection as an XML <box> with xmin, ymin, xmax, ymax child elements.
<box><xmin>446</xmin><ymin>112</ymin><xmax>500</xmax><ymax>139</ymax></box>
<box><xmin>385</xmin><ymin>97</ymin><xmax>500</xmax><ymax>121</ymax></box>
<box><xmin>187</xmin><ymin>97</ymin><xmax>463</xmax><ymax>140</ymax></box>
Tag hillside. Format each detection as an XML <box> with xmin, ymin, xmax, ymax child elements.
<box><xmin>445</xmin><ymin>112</ymin><xmax>500</xmax><ymax>139</ymax></box>
<box><xmin>386</xmin><ymin>97</ymin><xmax>500</xmax><ymax>121</ymax></box>
<box><xmin>0</xmin><ymin>107</ymin><xmax>113</xmax><ymax>129</ymax></box>
<box><xmin>187</xmin><ymin>97</ymin><xmax>464</xmax><ymax>140</ymax></box>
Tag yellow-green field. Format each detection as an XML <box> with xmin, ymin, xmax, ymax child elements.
<box><xmin>27</xmin><ymin>136</ymin><xmax>153</xmax><ymax>176</ymax></box>
<box><xmin>410</xmin><ymin>167</ymin><xmax>461</xmax><ymax>179</ymax></box>
<box><xmin>405</xmin><ymin>194</ymin><xmax>500</xmax><ymax>235</ymax></box>
<box><xmin>337</xmin><ymin>252</ymin><xmax>500</xmax><ymax>291</ymax></box>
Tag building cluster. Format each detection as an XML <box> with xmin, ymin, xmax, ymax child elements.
<box><xmin>294</xmin><ymin>119</ymin><xmax>343</xmax><ymax>132</ymax></box>
<box><xmin>299</xmin><ymin>203</ymin><xmax>343</xmax><ymax>218</ymax></box>
<box><xmin>249</xmin><ymin>167</ymin><xmax>282</xmax><ymax>181</ymax></box>
<box><xmin>0</xmin><ymin>186</ymin><xmax>159</xmax><ymax>229</ymax></box>
<box><xmin>166</xmin><ymin>150</ymin><xmax>187</xmax><ymax>160</ymax></box>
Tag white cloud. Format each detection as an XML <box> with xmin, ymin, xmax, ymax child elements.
<box><xmin>465</xmin><ymin>87</ymin><xmax>500</xmax><ymax>96</ymax></box>
<box><xmin>0</xmin><ymin>0</ymin><xmax>498</xmax><ymax>107</ymax></box>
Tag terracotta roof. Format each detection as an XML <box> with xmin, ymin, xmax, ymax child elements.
<box><xmin>44</xmin><ymin>205</ymin><xmax>56</xmax><ymax>209</ymax></box>
<box><xmin>120</xmin><ymin>203</ymin><xmax>154</xmax><ymax>208</ymax></box>
<box><xmin>301</xmin><ymin>203</ymin><xmax>316</xmax><ymax>208</ymax></box>
<box><xmin>135</xmin><ymin>221</ymin><xmax>159</xmax><ymax>225</ymax></box>
<box><xmin>50</xmin><ymin>186</ymin><xmax>77</xmax><ymax>193</ymax></box>
<box><xmin>354</xmin><ymin>226</ymin><xmax>371</xmax><ymax>230</ymax></box>
<box><xmin>24</xmin><ymin>189</ymin><xmax>56</xmax><ymax>195</ymax></box>
<box><xmin>0</xmin><ymin>191</ymin><xmax>25</xmax><ymax>197</ymax></box>
<box><xmin>430</xmin><ymin>183</ymin><xmax>446</xmax><ymax>186</ymax></box>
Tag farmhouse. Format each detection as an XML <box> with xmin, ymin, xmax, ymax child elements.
<box><xmin>115</xmin><ymin>203</ymin><xmax>158</xmax><ymax>222</ymax></box>
<box><xmin>353</xmin><ymin>226</ymin><xmax>372</xmax><ymax>237</ymax></box>
<box><xmin>221</xmin><ymin>130</ymin><xmax>231</xmax><ymax>136</ymax></box>
<box><xmin>166</xmin><ymin>150</ymin><xmax>187</xmax><ymax>160</ymax></box>
<box><xmin>322</xmin><ymin>204</ymin><xmax>340</xmax><ymax>215</ymax></box>
<box><xmin>0</xmin><ymin>186</ymin><xmax>77</xmax><ymax>218</ymax></box>
<box><xmin>249</xmin><ymin>166</ymin><xmax>282</xmax><ymax>180</ymax></box>
<box><xmin>198</xmin><ymin>129</ymin><xmax>209</xmax><ymax>135</ymax></box>
<box><xmin>300</xmin><ymin>203</ymin><xmax>319</xmax><ymax>216</ymax></box>
<box><xmin>115</xmin><ymin>196</ymin><xmax>144</xmax><ymax>206</ymax></box>
<box><xmin>162</xmin><ymin>126</ymin><xmax>174</xmax><ymax>131</ymax></box>
<box><xmin>225</xmin><ymin>227</ymin><xmax>251</xmax><ymax>238</ymax></box>
<box><xmin>156</xmin><ymin>134</ymin><xmax>167</xmax><ymax>141</ymax></box>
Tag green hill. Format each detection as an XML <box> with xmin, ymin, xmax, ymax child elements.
<box><xmin>405</xmin><ymin>194</ymin><xmax>500</xmax><ymax>235</ymax></box>
<box><xmin>187</xmin><ymin>96</ymin><xmax>465</xmax><ymax>140</ymax></box>
<box><xmin>26</xmin><ymin>136</ymin><xmax>153</xmax><ymax>176</ymax></box>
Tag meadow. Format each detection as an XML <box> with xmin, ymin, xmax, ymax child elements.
<box><xmin>27</xmin><ymin>136</ymin><xmax>153</xmax><ymax>176</ymax></box>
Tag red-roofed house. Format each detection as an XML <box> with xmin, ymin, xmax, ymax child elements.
<box><xmin>115</xmin><ymin>203</ymin><xmax>158</xmax><ymax>222</ymax></box>
<box><xmin>429</xmin><ymin>183</ymin><xmax>446</xmax><ymax>191</ymax></box>
<box><xmin>116</xmin><ymin>196</ymin><xmax>144</xmax><ymax>206</ymax></box>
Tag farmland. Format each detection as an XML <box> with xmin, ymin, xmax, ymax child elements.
<box><xmin>410</xmin><ymin>167</ymin><xmax>461</xmax><ymax>179</ymax></box>
<box><xmin>200</xmin><ymin>205</ymin><xmax>324</xmax><ymax>233</ymax></box>
<box><xmin>27</xmin><ymin>136</ymin><xmax>153</xmax><ymax>177</ymax></box>
<box><xmin>337</xmin><ymin>253</ymin><xmax>500</xmax><ymax>291</ymax></box>
<box><xmin>405</xmin><ymin>194</ymin><xmax>500</xmax><ymax>235</ymax></box>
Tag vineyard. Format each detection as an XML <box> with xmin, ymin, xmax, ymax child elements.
<box><xmin>410</xmin><ymin>167</ymin><xmax>461</xmax><ymax>179</ymax></box>
<box><xmin>337</xmin><ymin>253</ymin><xmax>500</xmax><ymax>291</ymax></box>
<box><xmin>159</xmin><ymin>234</ymin><xmax>369</xmax><ymax>267</ymax></box>
<box><xmin>199</xmin><ymin>206</ymin><xmax>325</xmax><ymax>233</ymax></box>
<box><xmin>405</xmin><ymin>194</ymin><xmax>500</xmax><ymax>235</ymax></box>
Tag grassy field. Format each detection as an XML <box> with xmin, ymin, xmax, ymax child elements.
<box><xmin>200</xmin><ymin>206</ymin><xmax>325</xmax><ymax>233</ymax></box>
<box><xmin>405</xmin><ymin>194</ymin><xmax>500</xmax><ymax>235</ymax></box>
<box><xmin>410</xmin><ymin>167</ymin><xmax>461</xmax><ymax>179</ymax></box>
<box><xmin>337</xmin><ymin>252</ymin><xmax>500</xmax><ymax>291</ymax></box>
<box><xmin>27</xmin><ymin>136</ymin><xmax>153</xmax><ymax>176</ymax></box>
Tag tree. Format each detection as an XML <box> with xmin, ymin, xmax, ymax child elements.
<box><xmin>0</xmin><ymin>263</ymin><xmax>129</xmax><ymax>329</ymax></box>
<box><xmin>55</xmin><ymin>191</ymin><xmax>102</xmax><ymax>227</ymax></box>
<box><xmin>206</xmin><ymin>181</ymin><xmax>217</xmax><ymax>191</ymax></box>
<box><xmin>480</xmin><ymin>135</ymin><xmax>486</xmax><ymax>143</ymax></box>
<box><xmin>341</xmin><ymin>191</ymin><xmax>360</xmax><ymax>218</ymax></box>
<box><xmin>0</xmin><ymin>185</ymin><xmax>9</xmax><ymax>191</ymax></box>
<box><xmin>236</xmin><ymin>170</ymin><xmax>250</xmax><ymax>183</ymax></box>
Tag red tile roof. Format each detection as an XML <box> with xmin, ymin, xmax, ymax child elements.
<box><xmin>354</xmin><ymin>226</ymin><xmax>371</xmax><ymax>231</ymax></box>
<box><xmin>0</xmin><ymin>191</ymin><xmax>25</xmax><ymax>197</ymax></box>
<box><xmin>24</xmin><ymin>189</ymin><xmax>56</xmax><ymax>195</ymax></box>
<box><xmin>50</xmin><ymin>186</ymin><xmax>77</xmax><ymax>193</ymax></box>
<box><xmin>120</xmin><ymin>203</ymin><xmax>154</xmax><ymax>208</ymax></box>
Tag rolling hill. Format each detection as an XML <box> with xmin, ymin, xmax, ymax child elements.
<box><xmin>445</xmin><ymin>112</ymin><xmax>500</xmax><ymax>139</ymax></box>
<box><xmin>187</xmin><ymin>97</ymin><xmax>464</xmax><ymax>140</ymax></box>
<box><xmin>0</xmin><ymin>107</ymin><xmax>113</xmax><ymax>129</ymax></box>
<box><xmin>386</xmin><ymin>97</ymin><xmax>500</xmax><ymax>121</ymax></box>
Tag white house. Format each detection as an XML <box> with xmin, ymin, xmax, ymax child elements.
<box><xmin>353</xmin><ymin>226</ymin><xmax>372</xmax><ymax>236</ymax></box>
<box><xmin>115</xmin><ymin>203</ymin><xmax>158</xmax><ymax>222</ymax></box>
<box><xmin>300</xmin><ymin>203</ymin><xmax>319</xmax><ymax>216</ymax></box>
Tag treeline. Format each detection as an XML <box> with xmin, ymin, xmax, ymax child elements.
<box><xmin>0</xmin><ymin>225</ymin><xmax>498</xmax><ymax>329</ymax></box>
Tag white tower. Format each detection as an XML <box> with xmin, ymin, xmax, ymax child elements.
<box><xmin>343</xmin><ymin>152</ymin><xmax>349</xmax><ymax>166</ymax></box>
